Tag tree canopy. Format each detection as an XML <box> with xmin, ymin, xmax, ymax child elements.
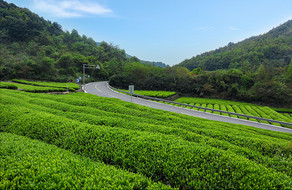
<box><xmin>179</xmin><ymin>20</ymin><xmax>292</xmax><ymax>73</ymax></box>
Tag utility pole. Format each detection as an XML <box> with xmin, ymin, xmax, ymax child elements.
<box><xmin>83</xmin><ymin>64</ymin><xmax>100</xmax><ymax>87</ymax></box>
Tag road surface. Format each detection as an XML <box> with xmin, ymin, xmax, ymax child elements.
<box><xmin>84</xmin><ymin>81</ymin><xmax>292</xmax><ymax>133</ymax></box>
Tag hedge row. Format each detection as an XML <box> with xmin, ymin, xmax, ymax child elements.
<box><xmin>2</xmin><ymin>89</ymin><xmax>291</xmax><ymax>155</ymax></box>
<box><xmin>176</xmin><ymin>97</ymin><xmax>253</xmax><ymax>106</ymax></box>
<box><xmin>115</xmin><ymin>89</ymin><xmax>176</xmax><ymax>98</ymax></box>
<box><xmin>12</xmin><ymin>79</ymin><xmax>79</xmax><ymax>90</ymax></box>
<box><xmin>0</xmin><ymin>82</ymin><xmax>69</xmax><ymax>92</ymax></box>
<box><xmin>0</xmin><ymin>133</ymin><xmax>170</xmax><ymax>189</ymax></box>
<box><xmin>1</xmin><ymin>102</ymin><xmax>292</xmax><ymax>189</ymax></box>
<box><xmin>0</xmin><ymin>82</ymin><xmax>17</xmax><ymax>89</ymax></box>
<box><xmin>127</xmin><ymin>90</ymin><xmax>176</xmax><ymax>98</ymax></box>
<box><xmin>175</xmin><ymin>97</ymin><xmax>292</xmax><ymax>126</ymax></box>
<box><xmin>2</xmin><ymin>92</ymin><xmax>292</xmax><ymax>177</ymax></box>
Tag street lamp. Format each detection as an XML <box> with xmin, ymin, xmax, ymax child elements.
<box><xmin>83</xmin><ymin>64</ymin><xmax>100</xmax><ymax>86</ymax></box>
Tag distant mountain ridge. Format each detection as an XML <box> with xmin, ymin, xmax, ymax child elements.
<box><xmin>96</xmin><ymin>42</ymin><xmax>168</xmax><ymax>68</ymax></box>
<box><xmin>179</xmin><ymin>20</ymin><xmax>292</xmax><ymax>72</ymax></box>
<box><xmin>127</xmin><ymin>54</ymin><xmax>169</xmax><ymax>68</ymax></box>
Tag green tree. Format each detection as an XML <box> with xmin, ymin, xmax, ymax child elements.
<box><xmin>191</xmin><ymin>67</ymin><xmax>204</xmax><ymax>75</ymax></box>
<box><xmin>285</xmin><ymin>63</ymin><xmax>292</xmax><ymax>83</ymax></box>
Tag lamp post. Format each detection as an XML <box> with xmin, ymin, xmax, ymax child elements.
<box><xmin>83</xmin><ymin>64</ymin><xmax>100</xmax><ymax>87</ymax></box>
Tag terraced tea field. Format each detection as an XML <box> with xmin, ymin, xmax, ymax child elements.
<box><xmin>118</xmin><ymin>89</ymin><xmax>176</xmax><ymax>98</ymax></box>
<box><xmin>0</xmin><ymin>79</ymin><xmax>80</xmax><ymax>92</ymax></box>
<box><xmin>1</xmin><ymin>88</ymin><xmax>292</xmax><ymax>189</ymax></box>
<box><xmin>174</xmin><ymin>97</ymin><xmax>292</xmax><ymax>127</ymax></box>
<box><xmin>0</xmin><ymin>133</ymin><xmax>169</xmax><ymax>189</ymax></box>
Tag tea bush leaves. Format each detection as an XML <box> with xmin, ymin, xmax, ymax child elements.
<box><xmin>0</xmin><ymin>133</ymin><xmax>170</xmax><ymax>189</ymax></box>
<box><xmin>1</xmin><ymin>89</ymin><xmax>292</xmax><ymax>189</ymax></box>
<box><xmin>176</xmin><ymin>97</ymin><xmax>292</xmax><ymax>126</ymax></box>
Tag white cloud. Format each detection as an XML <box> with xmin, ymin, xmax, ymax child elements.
<box><xmin>32</xmin><ymin>0</ymin><xmax>112</xmax><ymax>18</ymax></box>
<box><xmin>228</xmin><ymin>26</ymin><xmax>240</xmax><ymax>31</ymax></box>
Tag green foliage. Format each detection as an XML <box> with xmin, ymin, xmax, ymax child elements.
<box><xmin>0</xmin><ymin>1</ymin><xmax>128</xmax><ymax>82</ymax></box>
<box><xmin>172</xmin><ymin>21</ymin><xmax>292</xmax><ymax>106</ymax></box>
<box><xmin>0</xmin><ymin>133</ymin><xmax>170</xmax><ymax>189</ymax></box>
<box><xmin>285</xmin><ymin>63</ymin><xmax>292</xmax><ymax>83</ymax></box>
<box><xmin>120</xmin><ymin>89</ymin><xmax>176</xmax><ymax>98</ymax></box>
<box><xmin>175</xmin><ymin>97</ymin><xmax>292</xmax><ymax>126</ymax></box>
<box><xmin>1</xmin><ymin>89</ymin><xmax>292</xmax><ymax>189</ymax></box>
<box><xmin>6</xmin><ymin>83</ymin><xmax>67</xmax><ymax>92</ymax></box>
<box><xmin>191</xmin><ymin>67</ymin><xmax>204</xmax><ymax>75</ymax></box>
<box><xmin>12</xmin><ymin>79</ymin><xmax>79</xmax><ymax>90</ymax></box>
<box><xmin>272</xmin><ymin>108</ymin><xmax>292</xmax><ymax>113</ymax></box>
<box><xmin>179</xmin><ymin>20</ymin><xmax>292</xmax><ymax>72</ymax></box>
<box><xmin>0</xmin><ymin>82</ymin><xmax>17</xmax><ymax>89</ymax></box>
<box><xmin>110</xmin><ymin>64</ymin><xmax>292</xmax><ymax>106</ymax></box>
<box><xmin>1</xmin><ymin>1</ymin><xmax>291</xmax><ymax>106</ymax></box>
<box><xmin>0</xmin><ymin>80</ymin><xmax>80</xmax><ymax>92</ymax></box>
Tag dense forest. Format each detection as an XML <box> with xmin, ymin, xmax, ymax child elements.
<box><xmin>179</xmin><ymin>20</ymin><xmax>292</xmax><ymax>72</ymax></box>
<box><xmin>1</xmin><ymin>0</ymin><xmax>291</xmax><ymax>107</ymax></box>
<box><xmin>110</xmin><ymin>63</ymin><xmax>292</xmax><ymax>106</ymax></box>
<box><xmin>0</xmin><ymin>0</ymin><xmax>158</xmax><ymax>82</ymax></box>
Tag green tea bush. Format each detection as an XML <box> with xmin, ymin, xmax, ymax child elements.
<box><xmin>175</xmin><ymin>97</ymin><xmax>292</xmax><ymax>125</ymax></box>
<box><xmin>0</xmin><ymin>133</ymin><xmax>170</xmax><ymax>190</ymax></box>
<box><xmin>1</xmin><ymin>102</ymin><xmax>292</xmax><ymax>189</ymax></box>
<box><xmin>1</xmin><ymin>89</ymin><xmax>292</xmax><ymax>189</ymax></box>
<box><xmin>119</xmin><ymin>89</ymin><xmax>176</xmax><ymax>98</ymax></box>
<box><xmin>12</xmin><ymin>79</ymin><xmax>80</xmax><ymax>90</ymax></box>
<box><xmin>0</xmin><ymin>82</ymin><xmax>17</xmax><ymax>89</ymax></box>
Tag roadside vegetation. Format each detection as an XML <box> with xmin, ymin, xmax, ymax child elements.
<box><xmin>118</xmin><ymin>89</ymin><xmax>176</xmax><ymax>98</ymax></box>
<box><xmin>174</xmin><ymin>97</ymin><xmax>292</xmax><ymax>126</ymax></box>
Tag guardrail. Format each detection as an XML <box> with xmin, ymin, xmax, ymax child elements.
<box><xmin>109</xmin><ymin>84</ymin><xmax>292</xmax><ymax>127</ymax></box>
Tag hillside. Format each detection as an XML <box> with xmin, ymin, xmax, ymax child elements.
<box><xmin>1</xmin><ymin>88</ymin><xmax>292</xmax><ymax>189</ymax></box>
<box><xmin>95</xmin><ymin>42</ymin><xmax>169</xmax><ymax>68</ymax></box>
<box><xmin>0</xmin><ymin>0</ymin><xmax>163</xmax><ymax>82</ymax></box>
<box><xmin>125</xmin><ymin>53</ymin><xmax>169</xmax><ymax>68</ymax></box>
<box><xmin>179</xmin><ymin>20</ymin><xmax>292</xmax><ymax>72</ymax></box>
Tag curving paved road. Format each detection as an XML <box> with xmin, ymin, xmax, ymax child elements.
<box><xmin>84</xmin><ymin>81</ymin><xmax>292</xmax><ymax>133</ymax></box>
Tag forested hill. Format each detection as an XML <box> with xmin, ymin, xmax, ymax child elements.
<box><xmin>179</xmin><ymin>20</ymin><xmax>292</xmax><ymax>72</ymax></box>
<box><xmin>0</xmin><ymin>0</ymin><xmax>163</xmax><ymax>81</ymax></box>
<box><xmin>125</xmin><ymin>53</ymin><xmax>169</xmax><ymax>68</ymax></box>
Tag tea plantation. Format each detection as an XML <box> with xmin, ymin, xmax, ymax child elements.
<box><xmin>0</xmin><ymin>80</ymin><xmax>80</xmax><ymax>92</ymax></box>
<box><xmin>174</xmin><ymin>97</ymin><xmax>292</xmax><ymax>127</ymax></box>
<box><xmin>1</xmin><ymin>89</ymin><xmax>292</xmax><ymax>189</ymax></box>
<box><xmin>117</xmin><ymin>89</ymin><xmax>176</xmax><ymax>98</ymax></box>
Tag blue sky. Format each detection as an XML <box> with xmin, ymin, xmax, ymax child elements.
<box><xmin>6</xmin><ymin>0</ymin><xmax>292</xmax><ymax>65</ymax></box>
